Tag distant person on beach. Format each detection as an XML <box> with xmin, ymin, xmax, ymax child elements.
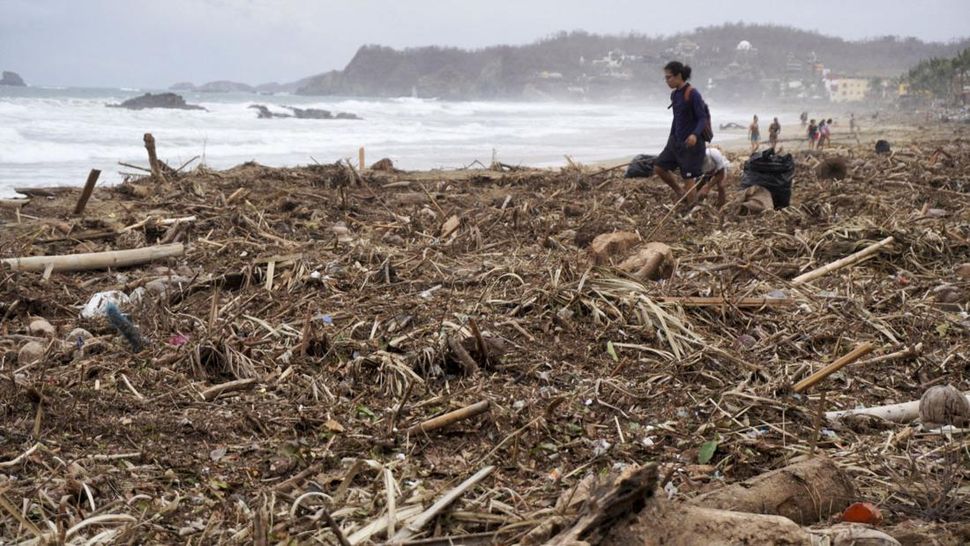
<box><xmin>849</xmin><ymin>113</ymin><xmax>857</xmax><ymax>133</ymax></box>
<box><xmin>817</xmin><ymin>119</ymin><xmax>830</xmax><ymax>150</ymax></box>
<box><xmin>807</xmin><ymin>119</ymin><xmax>818</xmax><ymax>149</ymax></box>
<box><xmin>768</xmin><ymin>117</ymin><xmax>781</xmax><ymax>149</ymax></box>
<box><xmin>653</xmin><ymin>61</ymin><xmax>710</xmax><ymax>204</ymax></box>
<box><xmin>800</xmin><ymin>111</ymin><xmax>808</xmax><ymax>128</ymax></box>
<box><xmin>748</xmin><ymin>115</ymin><xmax>760</xmax><ymax>152</ymax></box>
<box><xmin>687</xmin><ymin>147</ymin><xmax>730</xmax><ymax>208</ymax></box>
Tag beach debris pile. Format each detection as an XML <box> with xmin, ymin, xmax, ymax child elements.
<box><xmin>0</xmin><ymin>129</ymin><xmax>969</xmax><ymax>544</ymax></box>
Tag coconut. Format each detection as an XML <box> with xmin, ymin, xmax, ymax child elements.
<box><xmin>919</xmin><ymin>385</ymin><xmax>970</xmax><ymax>428</ymax></box>
<box><xmin>66</xmin><ymin>328</ymin><xmax>94</xmax><ymax>343</ymax></box>
<box><xmin>18</xmin><ymin>341</ymin><xmax>45</xmax><ymax>366</ymax></box>
<box><xmin>28</xmin><ymin>318</ymin><xmax>56</xmax><ymax>337</ymax></box>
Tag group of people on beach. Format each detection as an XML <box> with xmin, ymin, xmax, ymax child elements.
<box><xmin>746</xmin><ymin>115</ymin><xmax>782</xmax><ymax>152</ymax></box>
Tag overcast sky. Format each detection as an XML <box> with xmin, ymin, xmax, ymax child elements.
<box><xmin>1</xmin><ymin>0</ymin><xmax>968</xmax><ymax>88</ymax></box>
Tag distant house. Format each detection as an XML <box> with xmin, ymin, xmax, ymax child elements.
<box><xmin>825</xmin><ymin>76</ymin><xmax>869</xmax><ymax>102</ymax></box>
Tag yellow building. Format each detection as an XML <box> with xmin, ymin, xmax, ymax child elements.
<box><xmin>827</xmin><ymin>77</ymin><xmax>869</xmax><ymax>102</ymax></box>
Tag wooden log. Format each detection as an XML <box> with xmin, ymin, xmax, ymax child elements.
<box><xmin>791</xmin><ymin>236</ymin><xmax>894</xmax><ymax>285</ymax></box>
<box><xmin>406</xmin><ymin>400</ymin><xmax>490</xmax><ymax>435</ymax></box>
<box><xmin>793</xmin><ymin>342</ymin><xmax>875</xmax><ymax>393</ymax></box>
<box><xmin>2</xmin><ymin>243</ymin><xmax>184</xmax><ymax>273</ymax></box>
<box><xmin>390</xmin><ymin>466</ymin><xmax>494</xmax><ymax>542</ymax></box>
<box><xmin>689</xmin><ymin>457</ymin><xmax>855</xmax><ymax>525</ymax></box>
<box><xmin>359</xmin><ymin>146</ymin><xmax>365</xmax><ymax>171</ymax></box>
<box><xmin>826</xmin><ymin>391</ymin><xmax>970</xmax><ymax>424</ymax></box>
<box><xmin>73</xmin><ymin>169</ymin><xmax>101</xmax><ymax>215</ymax></box>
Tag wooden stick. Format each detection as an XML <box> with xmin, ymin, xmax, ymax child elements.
<box><xmin>657</xmin><ymin>296</ymin><xmax>793</xmax><ymax>308</ymax></box>
<box><xmin>793</xmin><ymin>342</ymin><xmax>876</xmax><ymax>393</ymax></box>
<box><xmin>73</xmin><ymin>169</ymin><xmax>102</xmax><ymax>215</ymax></box>
<box><xmin>200</xmin><ymin>377</ymin><xmax>257</xmax><ymax>401</ymax></box>
<box><xmin>406</xmin><ymin>400</ymin><xmax>490</xmax><ymax>435</ymax></box>
<box><xmin>791</xmin><ymin>236</ymin><xmax>894</xmax><ymax>285</ymax></box>
<box><xmin>384</xmin><ymin>467</ymin><xmax>397</xmax><ymax>537</ymax></box>
<box><xmin>2</xmin><ymin>243</ymin><xmax>183</xmax><ymax>273</ymax></box>
<box><xmin>390</xmin><ymin>466</ymin><xmax>495</xmax><ymax>542</ymax></box>
<box><xmin>321</xmin><ymin>507</ymin><xmax>352</xmax><ymax>546</ymax></box>
<box><xmin>854</xmin><ymin>343</ymin><xmax>922</xmax><ymax>367</ymax></box>
<box><xmin>825</xmin><ymin>391</ymin><xmax>970</xmax><ymax>424</ymax></box>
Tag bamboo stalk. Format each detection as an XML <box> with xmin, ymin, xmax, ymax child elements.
<box><xmin>2</xmin><ymin>243</ymin><xmax>184</xmax><ymax>272</ymax></box>
<box><xmin>793</xmin><ymin>342</ymin><xmax>876</xmax><ymax>393</ymax></box>
<box><xmin>791</xmin><ymin>236</ymin><xmax>894</xmax><ymax>285</ymax></box>
<box><xmin>406</xmin><ymin>400</ymin><xmax>490</xmax><ymax>435</ymax></box>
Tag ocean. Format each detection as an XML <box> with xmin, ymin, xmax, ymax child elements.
<box><xmin>0</xmin><ymin>86</ymin><xmax>784</xmax><ymax>197</ymax></box>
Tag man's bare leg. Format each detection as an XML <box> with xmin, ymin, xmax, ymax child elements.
<box><xmin>654</xmin><ymin>165</ymin><xmax>683</xmax><ymax>197</ymax></box>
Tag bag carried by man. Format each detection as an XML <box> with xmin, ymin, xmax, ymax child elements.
<box><xmin>740</xmin><ymin>149</ymin><xmax>794</xmax><ymax>209</ymax></box>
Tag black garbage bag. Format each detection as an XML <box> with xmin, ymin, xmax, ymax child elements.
<box><xmin>740</xmin><ymin>149</ymin><xmax>794</xmax><ymax>209</ymax></box>
<box><xmin>875</xmin><ymin>140</ymin><xmax>891</xmax><ymax>154</ymax></box>
<box><xmin>624</xmin><ymin>154</ymin><xmax>657</xmax><ymax>178</ymax></box>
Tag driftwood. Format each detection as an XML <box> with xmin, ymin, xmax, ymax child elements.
<box><xmin>792</xmin><ymin>342</ymin><xmax>875</xmax><ymax>393</ymax></box>
<box><xmin>826</xmin><ymin>390</ymin><xmax>970</xmax><ymax>424</ymax></box>
<box><xmin>406</xmin><ymin>400</ymin><xmax>490</xmax><ymax>435</ymax></box>
<box><xmin>2</xmin><ymin>243</ymin><xmax>184</xmax><ymax>272</ymax></box>
<box><xmin>73</xmin><ymin>169</ymin><xmax>101</xmax><ymax>215</ymax></box>
<box><xmin>791</xmin><ymin>236</ymin><xmax>894</xmax><ymax>285</ymax></box>
<box><xmin>144</xmin><ymin>133</ymin><xmax>165</xmax><ymax>183</ymax></box>
<box><xmin>689</xmin><ymin>456</ymin><xmax>856</xmax><ymax>525</ymax></box>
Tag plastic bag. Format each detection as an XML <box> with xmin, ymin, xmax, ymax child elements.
<box><xmin>740</xmin><ymin>149</ymin><xmax>794</xmax><ymax>209</ymax></box>
<box><xmin>624</xmin><ymin>154</ymin><xmax>657</xmax><ymax>178</ymax></box>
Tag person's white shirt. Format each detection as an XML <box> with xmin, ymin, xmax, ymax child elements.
<box><xmin>702</xmin><ymin>148</ymin><xmax>730</xmax><ymax>176</ymax></box>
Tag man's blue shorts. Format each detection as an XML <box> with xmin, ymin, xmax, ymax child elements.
<box><xmin>655</xmin><ymin>136</ymin><xmax>706</xmax><ymax>179</ymax></box>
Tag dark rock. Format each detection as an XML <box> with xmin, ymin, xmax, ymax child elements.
<box><xmin>108</xmin><ymin>93</ymin><xmax>206</xmax><ymax>111</ymax></box>
<box><xmin>0</xmin><ymin>71</ymin><xmax>26</xmax><ymax>86</ymax></box>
